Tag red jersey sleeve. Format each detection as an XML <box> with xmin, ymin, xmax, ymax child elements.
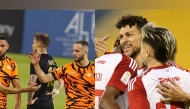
<box><xmin>107</xmin><ymin>54</ymin><xmax>137</xmax><ymax>93</ymax></box>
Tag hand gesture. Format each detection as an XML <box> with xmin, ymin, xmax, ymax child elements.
<box><xmin>29</xmin><ymin>52</ymin><xmax>41</xmax><ymax>65</ymax></box>
<box><xmin>26</xmin><ymin>97</ymin><xmax>38</xmax><ymax>106</ymax></box>
<box><xmin>26</xmin><ymin>83</ymin><xmax>41</xmax><ymax>92</ymax></box>
<box><xmin>95</xmin><ymin>35</ymin><xmax>109</xmax><ymax>53</ymax></box>
<box><xmin>157</xmin><ymin>78</ymin><xmax>188</xmax><ymax>102</ymax></box>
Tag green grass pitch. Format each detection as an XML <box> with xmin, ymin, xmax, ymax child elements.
<box><xmin>6</xmin><ymin>52</ymin><xmax>94</xmax><ymax>109</ymax></box>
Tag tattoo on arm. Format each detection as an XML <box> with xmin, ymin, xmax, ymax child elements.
<box><xmin>27</xmin><ymin>74</ymin><xmax>37</xmax><ymax>103</ymax></box>
<box><xmin>54</xmin><ymin>79</ymin><xmax>63</xmax><ymax>91</ymax></box>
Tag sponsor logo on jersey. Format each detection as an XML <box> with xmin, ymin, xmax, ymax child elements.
<box><xmin>95</xmin><ymin>60</ymin><xmax>106</xmax><ymax>64</ymax></box>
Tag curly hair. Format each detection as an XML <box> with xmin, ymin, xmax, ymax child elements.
<box><xmin>115</xmin><ymin>14</ymin><xmax>148</xmax><ymax>30</ymax></box>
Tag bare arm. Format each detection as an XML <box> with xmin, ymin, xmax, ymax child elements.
<box><xmin>157</xmin><ymin>78</ymin><xmax>190</xmax><ymax>106</ymax></box>
<box><xmin>27</xmin><ymin>74</ymin><xmax>37</xmax><ymax>104</ymax></box>
<box><xmin>52</xmin><ymin>79</ymin><xmax>64</xmax><ymax>99</ymax></box>
<box><xmin>29</xmin><ymin>52</ymin><xmax>55</xmax><ymax>83</ymax></box>
<box><xmin>33</xmin><ymin>63</ymin><xmax>55</xmax><ymax>83</ymax></box>
<box><xmin>99</xmin><ymin>86</ymin><xmax>121</xmax><ymax>109</ymax></box>
<box><xmin>0</xmin><ymin>83</ymin><xmax>40</xmax><ymax>94</ymax></box>
<box><xmin>11</xmin><ymin>79</ymin><xmax>21</xmax><ymax>109</ymax></box>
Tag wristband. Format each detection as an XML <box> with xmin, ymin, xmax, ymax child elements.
<box><xmin>53</xmin><ymin>89</ymin><xmax>60</xmax><ymax>95</ymax></box>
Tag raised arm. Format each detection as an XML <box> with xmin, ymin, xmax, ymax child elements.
<box><xmin>29</xmin><ymin>52</ymin><xmax>55</xmax><ymax>83</ymax></box>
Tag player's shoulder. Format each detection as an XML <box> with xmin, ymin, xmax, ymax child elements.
<box><xmin>167</xmin><ymin>60</ymin><xmax>189</xmax><ymax>72</ymax></box>
<box><xmin>4</xmin><ymin>56</ymin><xmax>16</xmax><ymax>64</ymax></box>
<box><xmin>89</xmin><ymin>62</ymin><xmax>95</xmax><ymax>67</ymax></box>
<box><xmin>63</xmin><ymin>62</ymin><xmax>73</xmax><ymax>67</ymax></box>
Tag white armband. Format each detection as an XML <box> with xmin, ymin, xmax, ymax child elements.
<box><xmin>53</xmin><ymin>89</ymin><xmax>60</xmax><ymax>95</ymax></box>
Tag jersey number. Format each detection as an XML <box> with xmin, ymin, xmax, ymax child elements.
<box><xmin>45</xmin><ymin>66</ymin><xmax>56</xmax><ymax>95</ymax></box>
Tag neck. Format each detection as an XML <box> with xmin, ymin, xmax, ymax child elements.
<box><xmin>133</xmin><ymin>53</ymin><xmax>144</xmax><ymax>69</ymax></box>
<box><xmin>77</xmin><ymin>57</ymin><xmax>89</xmax><ymax>67</ymax></box>
<box><xmin>37</xmin><ymin>49</ymin><xmax>47</xmax><ymax>55</ymax></box>
<box><xmin>147</xmin><ymin>58</ymin><xmax>164</xmax><ymax>69</ymax></box>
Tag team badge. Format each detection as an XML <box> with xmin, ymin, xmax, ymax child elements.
<box><xmin>120</xmin><ymin>71</ymin><xmax>131</xmax><ymax>85</ymax></box>
<box><xmin>86</xmin><ymin>73</ymin><xmax>92</xmax><ymax>78</ymax></box>
<box><xmin>7</xmin><ymin>65</ymin><xmax>11</xmax><ymax>70</ymax></box>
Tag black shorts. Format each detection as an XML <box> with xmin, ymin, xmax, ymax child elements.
<box><xmin>27</xmin><ymin>101</ymin><xmax>54</xmax><ymax>109</ymax></box>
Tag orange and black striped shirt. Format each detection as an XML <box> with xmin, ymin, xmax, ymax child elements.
<box><xmin>0</xmin><ymin>56</ymin><xmax>18</xmax><ymax>109</ymax></box>
<box><xmin>51</xmin><ymin>62</ymin><xmax>95</xmax><ymax>109</ymax></box>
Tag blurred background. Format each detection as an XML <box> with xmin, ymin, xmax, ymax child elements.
<box><xmin>96</xmin><ymin>10</ymin><xmax>190</xmax><ymax>71</ymax></box>
<box><xmin>0</xmin><ymin>9</ymin><xmax>95</xmax><ymax>108</ymax></box>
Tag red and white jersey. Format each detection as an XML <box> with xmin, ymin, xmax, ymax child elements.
<box><xmin>95</xmin><ymin>52</ymin><xmax>137</xmax><ymax>109</ymax></box>
<box><xmin>137</xmin><ymin>66</ymin><xmax>147</xmax><ymax>76</ymax></box>
<box><xmin>128</xmin><ymin>64</ymin><xmax>190</xmax><ymax>109</ymax></box>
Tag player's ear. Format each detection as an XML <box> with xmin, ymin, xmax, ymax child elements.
<box><xmin>146</xmin><ymin>48</ymin><xmax>151</xmax><ymax>57</ymax></box>
<box><xmin>84</xmin><ymin>50</ymin><xmax>88</xmax><ymax>55</ymax></box>
<box><xmin>6</xmin><ymin>43</ymin><xmax>9</xmax><ymax>50</ymax></box>
<box><xmin>37</xmin><ymin>42</ymin><xmax>42</xmax><ymax>48</ymax></box>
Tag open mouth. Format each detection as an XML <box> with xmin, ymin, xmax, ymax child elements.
<box><xmin>123</xmin><ymin>45</ymin><xmax>131</xmax><ymax>51</ymax></box>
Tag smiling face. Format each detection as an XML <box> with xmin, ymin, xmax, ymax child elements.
<box><xmin>119</xmin><ymin>24</ymin><xmax>142</xmax><ymax>58</ymax></box>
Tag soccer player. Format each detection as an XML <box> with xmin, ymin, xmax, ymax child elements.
<box><xmin>96</xmin><ymin>15</ymin><xmax>149</xmax><ymax>109</ymax></box>
<box><xmin>27</xmin><ymin>33</ymin><xmax>63</xmax><ymax>109</ymax></box>
<box><xmin>0</xmin><ymin>35</ymin><xmax>21</xmax><ymax>109</ymax></box>
<box><xmin>128</xmin><ymin>22</ymin><xmax>190</xmax><ymax>109</ymax></box>
<box><xmin>96</xmin><ymin>52</ymin><xmax>137</xmax><ymax>109</ymax></box>
<box><xmin>29</xmin><ymin>40</ymin><xmax>95</xmax><ymax>109</ymax></box>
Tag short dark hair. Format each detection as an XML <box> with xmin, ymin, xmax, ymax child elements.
<box><xmin>34</xmin><ymin>32</ymin><xmax>50</xmax><ymax>48</ymax></box>
<box><xmin>116</xmin><ymin>14</ymin><xmax>148</xmax><ymax>30</ymax></box>
<box><xmin>75</xmin><ymin>40</ymin><xmax>89</xmax><ymax>48</ymax></box>
<box><xmin>0</xmin><ymin>35</ymin><xmax>8</xmax><ymax>43</ymax></box>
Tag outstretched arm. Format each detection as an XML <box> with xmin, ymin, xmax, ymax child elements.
<box><xmin>157</xmin><ymin>78</ymin><xmax>190</xmax><ymax>106</ymax></box>
<box><xmin>0</xmin><ymin>83</ymin><xmax>40</xmax><ymax>94</ymax></box>
<box><xmin>29</xmin><ymin>52</ymin><xmax>55</xmax><ymax>83</ymax></box>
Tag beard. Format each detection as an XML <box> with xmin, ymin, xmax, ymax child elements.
<box><xmin>74</xmin><ymin>54</ymin><xmax>85</xmax><ymax>62</ymax></box>
<box><xmin>123</xmin><ymin>47</ymin><xmax>141</xmax><ymax>59</ymax></box>
<box><xmin>0</xmin><ymin>52</ymin><xmax>6</xmax><ymax>59</ymax></box>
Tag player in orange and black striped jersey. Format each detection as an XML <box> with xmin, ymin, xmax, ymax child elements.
<box><xmin>27</xmin><ymin>33</ymin><xmax>63</xmax><ymax>109</ymax></box>
<box><xmin>29</xmin><ymin>40</ymin><xmax>95</xmax><ymax>109</ymax></box>
<box><xmin>0</xmin><ymin>35</ymin><xmax>21</xmax><ymax>109</ymax></box>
